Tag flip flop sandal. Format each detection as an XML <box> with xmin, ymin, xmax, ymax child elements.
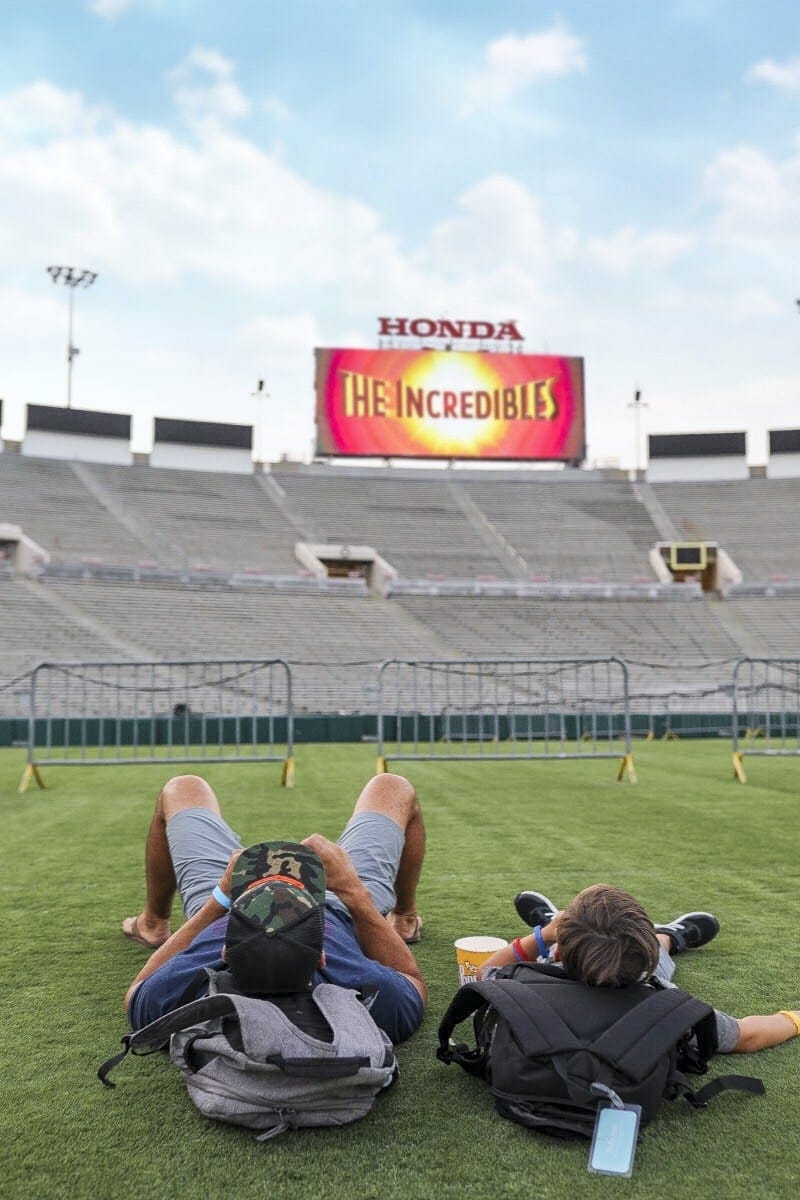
<box><xmin>122</xmin><ymin>916</ymin><xmax>167</xmax><ymax>950</ymax></box>
<box><xmin>401</xmin><ymin>915</ymin><xmax>423</xmax><ymax>945</ymax></box>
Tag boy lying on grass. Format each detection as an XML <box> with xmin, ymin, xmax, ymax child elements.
<box><xmin>482</xmin><ymin>884</ymin><xmax>800</xmax><ymax>1053</ymax></box>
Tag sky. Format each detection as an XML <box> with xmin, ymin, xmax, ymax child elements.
<box><xmin>0</xmin><ymin>0</ymin><xmax>798</xmax><ymax>468</ymax></box>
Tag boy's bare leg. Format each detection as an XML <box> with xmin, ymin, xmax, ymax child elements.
<box><xmin>122</xmin><ymin>774</ymin><xmax>222</xmax><ymax>948</ymax></box>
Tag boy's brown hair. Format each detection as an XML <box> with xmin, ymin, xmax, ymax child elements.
<box><xmin>555</xmin><ymin>884</ymin><xmax>660</xmax><ymax>988</ymax></box>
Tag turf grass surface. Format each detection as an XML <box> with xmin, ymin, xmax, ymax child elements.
<box><xmin>3</xmin><ymin>740</ymin><xmax>799</xmax><ymax>1200</ymax></box>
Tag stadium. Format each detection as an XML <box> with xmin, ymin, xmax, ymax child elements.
<box><xmin>2</xmin><ymin>349</ymin><xmax>800</xmax><ymax>784</ymax></box>
<box><xmin>4</xmin><ymin>328</ymin><xmax>800</xmax><ymax>1200</ymax></box>
<box><xmin>5</xmin><ymin>4</ymin><xmax>800</xmax><ymax>1196</ymax></box>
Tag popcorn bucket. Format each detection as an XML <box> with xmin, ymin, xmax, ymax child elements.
<box><xmin>454</xmin><ymin>936</ymin><xmax>508</xmax><ymax>985</ymax></box>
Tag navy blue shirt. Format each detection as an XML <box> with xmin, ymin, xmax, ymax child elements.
<box><xmin>128</xmin><ymin>906</ymin><xmax>423</xmax><ymax>1045</ymax></box>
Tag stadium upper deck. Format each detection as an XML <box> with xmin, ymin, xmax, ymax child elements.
<box><xmin>2</xmin><ymin>452</ymin><xmax>799</xmax><ymax>715</ymax></box>
<box><xmin>3</xmin><ymin>453</ymin><xmax>799</xmax><ymax>585</ymax></box>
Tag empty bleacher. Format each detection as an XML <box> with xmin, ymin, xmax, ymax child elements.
<box><xmin>276</xmin><ymin>466</ymin><xmax>513</xmax><ymax>579</ymax></box>
<box><xmin>0</xmin><ymin>454</ymin><xmax>150</xmax><ymax>564</ymax></box>
<box><xmin>86</xmin><ymin>463</ymin><xmax>301</xmax><ymax>572</ymax></box>
<box><xmin>722</xmin><ymin>594</ymin><xmax>800</xmax><ymax>655</ymax></box>
<box><xmin>28</xmin><ymin>577</ymin><xmax>452</xmax><ymax>713</ymax></box>
<box><xmin>4</xmin><ymin>455</ymin><xmax>800</xmax><ymax>720</ymax></box>
<box><xmin>0</xmin><ymin>577</ymin><xmax>123</xmax><ymax>692</ymax></box>
<box><xmin>393</xmin><ymin>594</ymin><xmax>743</xmax><ymax>662</ymax></box>
<box><xmin>652</xmin><ymin>478</ymin><xmax>800</xmax><ymax>581</ymax></box>
<box><xmin>457</xmin><ymin>474</ymin><xmax>658</xmax><ymax>581</ymax></box>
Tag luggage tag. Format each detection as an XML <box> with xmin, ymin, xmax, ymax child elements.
<box><xmin>587</xmin><ymin>1084</ymin><xmax>641</xmax><ymax>1178</ymax></box>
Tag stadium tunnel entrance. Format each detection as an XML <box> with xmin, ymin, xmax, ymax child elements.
<box><xmin>294</xmin><ymin>541</ymin><xmax>397</xmax><ymax>594</ymax></box>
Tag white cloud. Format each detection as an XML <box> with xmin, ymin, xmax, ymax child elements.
<box><xmin>427</xmin><ymin>175</ymin><xmax>549</xmax><ymax>272</ymax></box>
<box><xmin>0</xmin><ymin>78</ymin><xmax>409</xmax><ymax>298</ymax></box>
<box><xmin>0</xmin><ymin>286</ymin><xmax>65</xmax><ymax>342</ymax></box>
<box><xmin>262</xmin><ymin>96</ymin><xmax>293</xmax><ymax>123</ymax></box>
<box><xmin>730</xmin><ymin>287</ymin><xmax>783</xmax><ymax>320</ymax></box>
<box><xmin>236</xmin><ymin>312</ymin><xmax>320</xmax><ymax>366</ymax></box>
<box><xmin>586</xmin><ymin>226</ymin><xmax>695</xmax><ymax>274</ymax></box>
<box><xmin>463</xmin><ymin>23</ymin><xmax>586</xmax><ymax>114</ymax></box>
<box><xmin>2</xmin><ymin>69</ymin><xmax>793</xmax><ymax>466</ymax></box>
<box><xmin>705</xmin><ymin>140</ymin><xmax>800</xmax><ymax>251</ymax></box>
<box><xmin>167</xmin><ymin>46</ymin><xmax>250</xmax><ymax>124</ymax></box>
<box><xmin>746</xmin><ymin>57</ymin><xmax>800</xmax><ymax>92</ymax></box>
<box><xmin>87</xmin><ymin>0</ymin><xmax>161</xmax><ymax>19</ymax></box>
<box><xmin>0</xmin><ymin>81</ymin><xmax>106</xmax><ymax>138</ymax></box>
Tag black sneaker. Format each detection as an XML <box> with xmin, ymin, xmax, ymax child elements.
<box><xmin>654</xmin><ymin>911</ymin><xmax>720</xmax><ymax>955</ymax></box>
<box><xmin>514</xmin><ymin>890</ymin><xmax>559</xmax><ymax>928</ymax></box>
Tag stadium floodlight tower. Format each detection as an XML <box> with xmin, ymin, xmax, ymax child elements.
<box><xmin>627</xmin><ymin>388</ymin><xmax>648</xmax><ymax>478</ymax></box>
<box><xmin>46</xmin><ymin>265</ymin><xmax>98</xmax><ymax>409</ymax></box>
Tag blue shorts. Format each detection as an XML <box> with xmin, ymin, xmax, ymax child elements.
<box><xmin>166</xmin><ymin>807</ymin><xmax>403</xmax><ymax>919</ymax></box>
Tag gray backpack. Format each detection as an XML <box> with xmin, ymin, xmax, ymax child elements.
<box><xmin>99</xmin><ymin>972</ymin><xmax>398</xmax><ymax>1140</ymax></box>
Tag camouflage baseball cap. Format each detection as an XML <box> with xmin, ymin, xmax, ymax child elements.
<box><xmin>230</xmin><ymin>840</ymin><xmax>326</xmax><ymax>904</ymax></box>
<box><xmin>225</xmin><ymin>840</ymin><xmax>326</xmax><ymax>996</ymax></box>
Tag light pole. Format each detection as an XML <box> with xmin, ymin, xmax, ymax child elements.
<box><xmin>46</xmin><ymin>266</ymin><xmax>98</xmax><ymax>408</ymax></box>
<box><xmin>251</xmin><ymin>379</ymin><xmax>269</xmax><ymax>465</ymax></box>
<box><xmin>627</xmin><ymin>389</ymin><xmax>648</xmax><ymax>477</ymax></box>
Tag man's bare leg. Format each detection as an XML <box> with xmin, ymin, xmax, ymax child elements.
<box><xmin>122</xmin><ymin>774</ymin><xmax>222</xmax><ymax>948</ymax></box>
<box><xmin>350</xmin><ymin>772</ymin><xmax>425</xmax><ymax>943</ymax></box>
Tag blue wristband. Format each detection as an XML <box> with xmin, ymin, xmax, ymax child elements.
<box><xmin>212</xmin><ymin>884</ymin><xmax>231</xmax><ymax>910</ymax></box>
<box><xmin>533</xmin><ymin>924</ymin><xmax>550</xmax><ymax>960</ymax></box>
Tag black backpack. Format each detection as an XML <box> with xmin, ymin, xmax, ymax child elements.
<box><xmin>437</xmin><ymin>963</ymin><xmax>764</xmax><ymax>1140</ymax></box>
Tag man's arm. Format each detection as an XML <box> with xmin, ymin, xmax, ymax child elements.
<box><xmin>302</xmin><ymin>834</ymin><xmax>427</xmax><ymax>1005</ymax></box>
<box><xmin>124</xmin><ymin>849</ymin><xmax>242</xmax><ymax>1010</ymax></box>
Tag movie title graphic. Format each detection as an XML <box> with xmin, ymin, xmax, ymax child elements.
<box><xmin>338</xmin><ymin>370</ymin><xmax>557</xmax><ymax>421</ymax></box>
<box><xmin>314</xmin><ymin>348</ymin><xmax>584</xmax><ymax>462</ymax></box>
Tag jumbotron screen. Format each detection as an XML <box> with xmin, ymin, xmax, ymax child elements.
<box><xmin>315</xmin><ymin>348</ymin><xmax>585</xmax><ymax>461</ymax></box>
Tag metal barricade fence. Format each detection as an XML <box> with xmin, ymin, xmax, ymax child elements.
<box><xmin>376</xmin><ymin>657</ymin><xmax>635</xmax><ymax>780</ymax></box>
<box><xmin>20</xmin><ymin>658</ymin><xmax>294</xmax><ymax>792</ymax></box>
<box><xmin>731</xmin><ymin>657</ymin><xmax>800</xmax><ymax>782</ymax></box>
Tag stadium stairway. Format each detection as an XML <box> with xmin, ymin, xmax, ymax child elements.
<box><xmin>256</xmin><ymin>472</ymin><xmax>319</xmax><ymax>542</ymax></box>
<box><xmin>446</xmin><ymin>481</ymin><xmax>529</xmax><ymax>578</ymax></box>
<box><xmin>376</xmin><ymin>592</ymin><xmax>462</xmax><ymax>660</ymax></box>
<box><xmin>705</xmin><ymin>595</ymin><xmax>770</xmax><ymax>659</ymax></box>
<box><xmin>71</xmin><ymin>461</ymin><xmax>178</xmax><ymax>564</ymax></box>
<box><xmin>19</xmin><ymin>575</ymin><xmax>153</xmax><ymax>661</ymax></box>
<box><xmin>631</xmin><ymin>480</ymin><xmax>679</xmax><ymax>541</ymax></box>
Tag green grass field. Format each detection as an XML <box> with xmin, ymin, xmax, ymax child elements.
<box><xmin>4</xmin><ymin>741</ymin><xmax>799</xmax><ymax>1200</ymax></box>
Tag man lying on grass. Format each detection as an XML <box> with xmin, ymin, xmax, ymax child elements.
<box><xmin>122</xmin><ymin>772</ymin><xmax>426</xmax><ymax>1045</ymax></box>
<box><xmin>482</xmin><ymin>884</ymin><xmax>800</xmax><ymax>1053</ymax></box>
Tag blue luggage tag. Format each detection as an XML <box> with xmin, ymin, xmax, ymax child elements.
<box><xmin>587</xmin><ymin>1086</ymin><xmax>641</xmax><ymax>1178</ymax></box>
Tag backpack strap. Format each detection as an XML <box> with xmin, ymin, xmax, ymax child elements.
<box><xmin>592</xmin><ymin>988</ymin><xmax>764</xmax><ymax>1105</ymax></box>
<box><xmin>437</xmin><ymin>981</ymin><xmax>494</xmax><ymax>1071</ymax></box>
<box><xmin>98</xmin><ymin>993</ymin><xmax>238</xmax><ymax>1087</ymax></box>
<box><xmin>688</xmin><ymin>1074</ymin><xmax>765</xmax><ymax>1106</ymax></box>
<box><xmin>437</xmin><ymin>979</ymin><xmax>582</xmax><ymax>1074</ymax></box>
<box><xmin>265</xmin><ymin>1055</ymin><xmax>371</xmax><ymax>1079</ymax></box>
<box><xmin>592</xmin><ymin>987</ymin><xmax>713</xmax><ymax>1082</ymax></box>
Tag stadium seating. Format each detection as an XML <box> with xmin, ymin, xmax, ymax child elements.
<box><xmin>3</xmin><ymin>457</ymin><xmax>800</xmax><ymax>721</ymax></box>
<box><xmin>276</xmin><ymin>466</ymin><xmax>515</xmax><ymax>579</ymax></box>
<box><xmin>84</xmin><ymin>463</ymin><xmax>301</xmax><ymax>572</ymax></box>
<box><xmin>0</xmin><ymin>454</ymin><xmax>149</xmax><ymax>564</ymax></box>
<box><xmin>457</xmin><ymin>473</ymin><xmax>659</xmax><ymax>581</ymax></box>
<box><xmin>652</xmin><ymin>478</ymin><xmax>800</xmax><ymax>581</ymax></box>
